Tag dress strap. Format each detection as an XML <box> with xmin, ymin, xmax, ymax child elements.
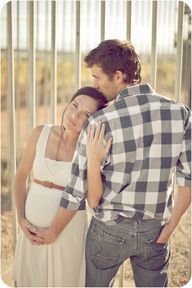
<box><xmin>36</xmin><ymin>124</ymin><xmax>52</xmax><ymax>154</ymax></box>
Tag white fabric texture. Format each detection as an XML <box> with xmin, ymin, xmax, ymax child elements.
<box><xmin>12</xmin><ymin>125</ymin><xmax>88</xmax><ymax>287</ymax></box>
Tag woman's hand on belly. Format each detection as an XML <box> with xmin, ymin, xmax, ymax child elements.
<box><xmin>35</xmin><ymin>226</ymin><xmax>58</xmax><ymax>245</ymax></box>
<box><xmin>19</xmin><ymin>218</ymin><xmax>44</xmax><ymax>245</ymax></box>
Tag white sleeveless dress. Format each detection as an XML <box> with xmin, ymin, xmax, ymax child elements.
<box><xmin>12</xmin><ymin>125</ymin><xmax>88</xmax><ymax>287</ymax></box>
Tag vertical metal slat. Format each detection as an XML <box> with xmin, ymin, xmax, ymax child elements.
<box><xmin>75</xmin><ymin>0</ymin><xmax>81</xmax><ymax>89</ymax></box>
<box><xmin>126</xmin><ymin>0</ymin><xmax>132</xmax><ymax>40</ymax></box>
<box><xmin>51</xmin><ymin>0</ymin><xmax>57</xmax><ymax>123</ymax></box>
<box><xmin>44</xmin><ymin>1</ymin><xmax>49</xmax><ymax>121</ymax></box>
<box><xmin>101</xmin><ymin>0</ymin><xmax>105</xmax><ymax>41</ymax></box>
<box><xmin>28</xmin><ymin>1</ymin><xmax>36</xmax><ymax>130</ymax></box>
<box><xmin>7</xmin><ymin>1</ymin><xmax>17</xmax><ymax>252</ymax></box>
<box><xmin>175</xmin><ymin>2</ymin><xmax>184</xmax><ymax>102</ymax></box>
<box><xmin>16</xmin><ymin>1</ymin><xmax>20</xmax><ymax>159</ymax></box>
<box><xmin>151</xmin><ymin>1</ymin><xmax>158</xmax><ymax>90</ymax></box>
<box><xmin>36</xmin><ymin>0</ymin><xmax>39</xmax><ymax>124</ymax></box>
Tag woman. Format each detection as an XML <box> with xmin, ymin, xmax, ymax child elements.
<box><xmin>12</xmin><ymin>86</ymin><xmax>111</xmax><ymax>287</ymax></box>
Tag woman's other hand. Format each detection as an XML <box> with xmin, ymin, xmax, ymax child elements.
<box><xmin>35</xmin><ymin>226</ymin><xmax>58</xmax><ymax>245</ymax></box>
<box><xmin>86</xmin><ymin>122</ymin><xmax>112</xmax><ymax>165</ymax></box>
<box><xmin>19</xmin><ymin>218</ymin><xmax>44</xmax><ymax>245</ymax></box>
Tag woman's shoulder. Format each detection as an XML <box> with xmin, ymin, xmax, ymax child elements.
<box><xmin>32</xmin><ymin>125</ymin><xmax>44</xmax><ymax>137</ymax></box>
<box><xmin>33</xmin><ymin>124</ymin><xmax>54</xmax><ymax>135</ymax></box>
<box><xmin>30</xmin><ymin>124</ymin><xmax>52</xmax><ymax>142</ymax></box>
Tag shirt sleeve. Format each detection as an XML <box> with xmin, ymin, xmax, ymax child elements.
<box><xmin>176</xmin><ymin>107</ymin><xmax>191</xmax><ymax>187</ymax></box>
<box><xmin>60</xmin><ymin>126</ymin><xmax>88</xmax><ymax>210</ymax></box>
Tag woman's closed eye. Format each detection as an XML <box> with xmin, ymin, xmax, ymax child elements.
<box><xmin>72</xmin><ymin>101</ymin><xmax>92</xmax><ymax>118</ymax></box>
<box><xmin>72</xmin><ymin>102</ymin><xmax>78</xmax><ymax>108</ymax></box>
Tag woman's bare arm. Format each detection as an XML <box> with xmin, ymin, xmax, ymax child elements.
<box><xmin>14</xmin><ymin>125</ymin><xmax>44</xmax><ymax>244</ymax></box>
<box><xmin>86</xmin><ymin>123</ymin><xmax>112</xmax><ymax>208</ymax></box>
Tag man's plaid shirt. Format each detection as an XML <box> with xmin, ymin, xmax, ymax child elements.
<box><xmin>60</xmin><ymin>83</ymin><xmax>191</xmax><ymax>224</ymax></box>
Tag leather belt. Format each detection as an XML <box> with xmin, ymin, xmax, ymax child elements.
<box><xmin>33</xmin><ymin>178</ymin><xmax>65</xmax><ymax>191</ymax></box>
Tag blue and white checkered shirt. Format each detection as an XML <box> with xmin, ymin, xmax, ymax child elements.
<box><xmin>60</xmin><ymin>83</ymin><xmax>191</xmax><ymax>224</ymax></box>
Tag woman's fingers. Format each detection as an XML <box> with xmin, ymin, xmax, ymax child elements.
<box><xmin>94</xmin><ymin>122</ymin><xmax>102</xmax><ymax>139</ymax></box>
<box><xmin>28</xmin><ymin>231</ymin><xmax>44</xmax><ymax>244</ymax></box>
<box><xmin>88</xmin><ymin>122</ymin><xmax>105</xmax><ymax>141</ymax></box>
<box><xmin>105</xmin><ymin>137</ymin><xmax>113</xmax><ymax>154</ymax></box>
<box><xmin>24</xmin><ymin>219</ymin><xmax>36</xmax><ymax>232</ymax></box>
<box><xmin>88</xmin><ymin>124</ymin><xmax>95</xmax><ymax>141</ymax></box>
<box><xmin>98</xmin><ymin>123</ymin><xmax>105</xmax><ymax>142</ymax></box>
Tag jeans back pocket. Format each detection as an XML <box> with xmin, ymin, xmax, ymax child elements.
<box><xmin>88</xmin><ymin>223</ymin><xmax>126</xmax><ymax>269</ymax></box>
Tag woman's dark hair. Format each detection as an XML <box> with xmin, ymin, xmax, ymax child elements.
<box><xmin>56</xmin><ymin>86</ymin><xmax>107</xmax><ymax>160</ymax></box>
<box><xmin>84</xmin><ymin>39</ymin><xmax>141</xmax><ymax>85</ymax></box>
<box><xmin>70</xmin><ymin>86</ymin><xmax>107</xmax><ymax>110</ymax></box>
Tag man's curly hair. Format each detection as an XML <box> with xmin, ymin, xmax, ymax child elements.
<box><xmin>84</xmin><ymin>39</ymin><xmax>141</xmax><ymax>85</ymax></box>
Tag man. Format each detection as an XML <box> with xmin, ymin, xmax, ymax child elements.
<box><xmin>37</xmin><ymin>40</ymin><xmax>191</xmax><ymax>287</ymax></box>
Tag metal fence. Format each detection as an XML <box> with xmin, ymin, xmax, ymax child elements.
<box><xmin>1</xmin><ymin>0</ymin><xmax>191</xmax><ymax>286</ymax></box>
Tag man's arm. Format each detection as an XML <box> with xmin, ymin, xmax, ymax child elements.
<box><xmin>156</xmin><ymin>185</ymin><xmax>191</xmax><ymax>243</ymax></box>
<box><xmin>157</xmin><ymin>108</ymin><xmax>191</xmax><ymax>243</ymax></box>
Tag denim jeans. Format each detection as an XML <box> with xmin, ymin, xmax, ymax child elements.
<box><xmin>85</xmin><ymin>217</ymin><xmax>170</xmax><ymax>287</ymax></box>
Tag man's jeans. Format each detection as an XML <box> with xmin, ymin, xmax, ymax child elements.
<box><xmin>85</xmin><ymin>217</ymin><xmax>170</xmax><ymax>287</ymax></box>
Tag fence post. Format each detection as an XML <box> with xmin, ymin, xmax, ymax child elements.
<box><xmin>51</xmin><ymin>0</ymin><xmax>57</xmax><ymax>124</ymax></box>
<box><xmin>151</xmin><ymin>0</ymin><xmax>158</xmax><ymax>90</ymax></box>
<box><xmin>28</xmin><ymin>1</ymin><xmax>36</xmax><ymax>130</ymax></box>
<box><xmin>101</xmin><ymin>0</ymin><xmax>105</xmax><ymax>41</ymax></box>
<box><xmin>7</xmin><ymin>0</ymin><xmax>17</xmax><ymax>253</ymax></box>
<box><xmin>75</xmin><ymin>0</ymin><xmax>81</xmax><ymax>89</ymax></box>
<box><xmin>175</xmin><ymin>1</ymin><xmax>184</xmax><ymax>102</ymax></box>
<box><xmin>126</xmin><ymin>0</ymin><xmax>132</xmax><ymax>40</ymax></box>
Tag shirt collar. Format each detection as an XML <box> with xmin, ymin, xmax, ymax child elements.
<box><xmin>115</xmin><ymin>83</ymin><xmax>154</xmax><ymax>101</ymax></box>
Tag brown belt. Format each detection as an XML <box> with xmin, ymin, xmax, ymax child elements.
<box><xmin>33</xmin><ymin>178</ymin><xmax>65</xmax><ymax>191</ymax></box>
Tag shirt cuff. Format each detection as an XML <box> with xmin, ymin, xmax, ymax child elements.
<box><xmin>176</xmin><ymin>171</ymin><xmax>191</xmax><ymax>187</ymax></box>
<box><xmin>59</xmin><ymin>196</ymin><xmax>86</xmax><ymax>210</ymax></box>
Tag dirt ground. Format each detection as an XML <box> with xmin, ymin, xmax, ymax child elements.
<box><xmin>1</xmin><ymin>195</ymin><xmax>191</xmax><ymax>287</ymax></box>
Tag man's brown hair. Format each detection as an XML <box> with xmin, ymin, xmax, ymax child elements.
<box><xmin>84</xmin><ymin>39</ymin><xmax>141</xmax><ymax>85</ymax></box>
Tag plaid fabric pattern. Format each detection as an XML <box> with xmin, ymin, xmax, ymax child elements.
<box><xmin>60</xmin><ymin>84</ymin><xmax>191</xmax><ymax>224</ymax></box>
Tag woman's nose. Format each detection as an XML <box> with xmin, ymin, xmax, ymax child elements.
<box><xmin>71</xmin><ymin>110</ymin><xmax>80</xmax><ymax>120</ymax></box>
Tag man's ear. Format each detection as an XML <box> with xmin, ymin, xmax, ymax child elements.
<box><xmin>114</xmin><ymin>70</ymin><xmax>124</xmax><ymax>83</ymax></box>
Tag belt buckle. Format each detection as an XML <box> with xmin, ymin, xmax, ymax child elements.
<box><xmin>43</xmin><ymin>181</ymin><xmax>53</xmax><ymax>188</ymax></box>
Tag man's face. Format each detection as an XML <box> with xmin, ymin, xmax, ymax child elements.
<box><xmin>91</xmin><ymin>64</ymin><xmax>121</xmax><ymax>102</ymax></box>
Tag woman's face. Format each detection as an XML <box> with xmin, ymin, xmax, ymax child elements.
<box><xmin>63</xmin><ymin>95</ymin><xmax>99</xmax><ymax>133</ymax></box>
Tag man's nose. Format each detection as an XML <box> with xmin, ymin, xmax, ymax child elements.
<box><xmin>93</xmin><ymin>79</ymin><xmax>99</xmax><ymax>89</ymax></box>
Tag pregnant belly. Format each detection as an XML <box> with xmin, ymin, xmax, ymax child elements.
<box><xmin>25</xmin><ymin>183</ymin><xmax>62</xmax><ymax>228</ymax></box>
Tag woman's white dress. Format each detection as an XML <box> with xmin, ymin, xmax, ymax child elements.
<box><xmin>12</xmin><ymin>125</ymin><xmax>88</xmax><ymax>287</ymax></box>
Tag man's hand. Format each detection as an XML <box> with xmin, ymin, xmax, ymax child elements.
<box><xmin>156</xmin><ymin>222</ymin><xmax>175</xmax><ymax>244</ymax></box>
<box><xmin>156</xmin><ymin>185</ymin><xmax>191</xmax><ymax>244</ymax></box>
